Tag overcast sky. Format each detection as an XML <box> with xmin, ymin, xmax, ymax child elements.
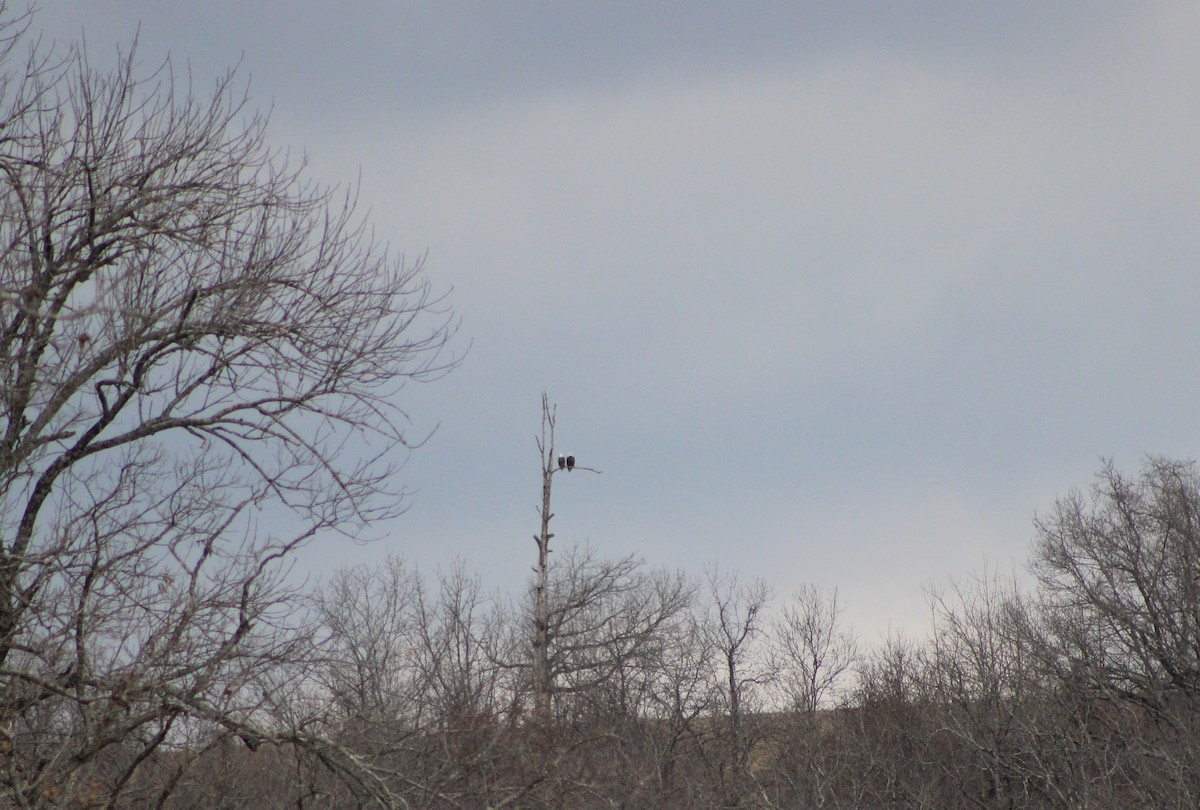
<box><xmin>31</xmin><ymin>2</ymin><xmax>1200</xmax><ymax>640</ymax></box>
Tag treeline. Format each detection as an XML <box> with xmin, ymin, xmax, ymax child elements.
<box><xmin>12</xmin><ymin>457</ymin><xmax>1198</xmax><ymax>808</ymax></box>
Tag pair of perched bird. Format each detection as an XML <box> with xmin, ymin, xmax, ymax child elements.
<box><xmin>557</xmin><ymin>453</ymin><xmax>576</xmax><ymax>471</ymax></box>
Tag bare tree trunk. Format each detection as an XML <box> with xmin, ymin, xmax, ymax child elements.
<box><xmin>532</xmin><ymin>394</ymin><xmax>557</xmax><ymax>719</ymax></box>
<box><xmin>704</xmin><ymin>567</ymin><xmax>773</xmax><ymax>808</ymax></box>
<box><xmin>530</xmin><ymin>395</ymin><xmax>601</xmax><ymax>721</ymax></box>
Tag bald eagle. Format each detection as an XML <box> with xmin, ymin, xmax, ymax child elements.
<box><xmin>566</xmin><ymin>454</ymin><xmax>575</xmax><ymax>471</ymax></box>
<box><xmin>557</xmin><ymin>454</ymin><xmax>565</xmax><ymax>470</ymax></box>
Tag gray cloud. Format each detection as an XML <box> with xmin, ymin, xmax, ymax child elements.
<box><xmin>28</xmin><ymin>2</ymin><xmax>1200</xmax><ymax>638</ymax></box>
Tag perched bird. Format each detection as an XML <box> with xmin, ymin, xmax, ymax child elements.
<box><xmin>566</xmin><ymin>454</ymin><xmax>575</xmax><ymax>471</ymax></box>
<box><xmin>557</xmin><ymin>454</ymin><xmax>566</xmax><ymax>470</ymax></box>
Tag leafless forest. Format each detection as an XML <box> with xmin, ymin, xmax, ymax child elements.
<box><xmin>2</xmin><ymin>8</ymin><xmax>1200</xmax><ymax>808</ymax></box>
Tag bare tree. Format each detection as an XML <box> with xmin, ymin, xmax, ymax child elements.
<box><xmin>924</xmin><ymin>569</ymin><xmax>1065</xmax><ymax>808</ymax></box>
<box><xmin>702</xmin><ymin>566</ymin><xmax>773</xmax><ymax>808</ymax></box>
<box><xmin>530</xmin><ymin>394</ymin><xmax>598</xmax><ymax>719</ymax></box>
<box><xmin>524</xmin><ymin>549</ymin><xmax>698</xmax><ymax>806</ymax></box>
<box><xmin>0</xmin><ymin>11</ymin><xmax>453</xmax><ymax>806</ymax></box>
<box><xmin>543</xmin><ymin>548</ymin><xmax>695</xmax><ymax>717</ymax></box>
<box><xmin>638</xmin><ymin>601</ymin><xmax>716</xmax><ymax>806</ymax></box>
<box><xmin>1031</xmin><ymin>457</ymin><xmax>1200</xmax><ymax>805</ymax></box>
<box><xmin>313</xmin><ymin>557</ymin><xmax>423</xmax><ymax>740</ymax></box>
<box><xmin>1033</xmin><ymin>459</ymin><xmax>1200</xmax><ymax>698</ymax></box>
<box><xmin>312</xmin><ymin>557</ymin><xmax>527</xmax><ymax>808</ymax></box>
<box><xmin>761</xmin><ymin>585</ymin><xmax>857</xmax><ymax>808</ymax></box>
<box><xmin>841</xmin><ymin>633</ymin><xmax>944</xmax><ymax>809</ymax></box>
<box><xmin>771</xmin><ymin>584</ymin><xmax>857</xmax><ymax>715</ymax></box>
<box><xmin>531</xmin><ymin>395</ymin><xmax>559</xmax><ymax>720</ymax></box>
